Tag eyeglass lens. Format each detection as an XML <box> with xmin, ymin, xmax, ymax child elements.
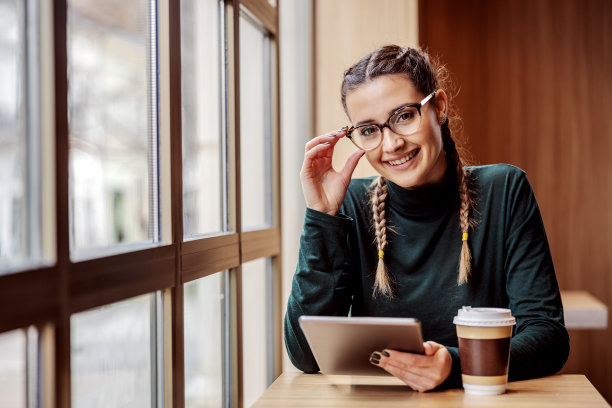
<box><xmin>352</xmin><ymin>106</ymin><xmax>421</xmax><ymax>150</ymax></box>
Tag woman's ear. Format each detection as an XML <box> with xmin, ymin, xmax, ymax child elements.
<box><xmin>434</xmin><ymin>89</ymin><xmax>448</xmax><ymax>121</ymax></box>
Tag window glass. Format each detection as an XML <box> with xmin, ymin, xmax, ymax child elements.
<box><xmin>71</xmin><ymin>294</ymin><xmax>154</xmax><ymax>407</ymax></box>
<box><xmin>0</xmin><ymin>0</ymin><xmax>42</xmax><ymax>273</ymax></box>
<box><xmin>67</xmin><ymin>0</ymin><xmax>158</xmax><ymax>256</ymax></box>
<box><xmin>184</xmin><ymin>272</ymin><xmax>226</xmax><ymax>407</ymax></box>
<box><xmin>181</xmin><ymin>0</ymin><xmax>225</xmax><ymax>238</ymax></box>
<box><xmin>241</xmin><ymin>258</ymin><xmax>272</xmax><ymax>407</ymax></box>
<box><xmin>0</xmin><ymin>328</ymin><xmax>26</xmax><ymax>407</ymax></box>
<box><xmin>240</xmin><ymin>14</ymin><xmax>273</xmax><ymax>230</ymax></box>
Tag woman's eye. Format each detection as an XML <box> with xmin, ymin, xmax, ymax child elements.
<box><xmin>396</xmin><ymin>110</ymin><xmax>415</xmax><ymax>122</ymax></box>
<box><xmin>360</xmin><ymin>126</ymin><xmax>379</xmax><ymax>137</ymax></box>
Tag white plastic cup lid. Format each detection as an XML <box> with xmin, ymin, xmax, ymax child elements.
<box><xmin>453</xmin><ymin>306</ymin><xmax>516</xmax><ymax>327</ymax></box>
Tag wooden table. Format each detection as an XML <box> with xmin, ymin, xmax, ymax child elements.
<box><xmin>561</xmin><ymin>290</ymin><xmax>608</xmax><ymax>329</ymax></box>
<box><xmin>252</xmin><ymin>373</ymin><xmax>610</xmax><ymax>407</ymax></box>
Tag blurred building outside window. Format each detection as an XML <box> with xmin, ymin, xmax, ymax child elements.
<box><xmin>184</xmin><ymin>272</ymin><xmax>227</xmax><ymax>408</ymax></box>
<box><xmin>241</xmin><ymin>257</ymin><xmax>274</xmax><ymax>408</ymax></box>
<box><xmin>0</xmin><ymin>329</ymin><xmax>27</xmax><ymax>407</ymax></box>
<box><xmin>181</xmin><ymin>0</ymin><xmax>225</xmax><ymax>238</ymax></box>
<box><xmin>240</xmin><ymin>11</ymin><xmax>273</xmax><ymax>231</ymax></box>
<box><xmin>67</xmin><ymin>0</ymin><xmax>158</xmax><ymax>257</ymax></box>
<box><xmin>0</xmin><ymin>0</ymin><xmax>44</xmax><ymax>274</ymax></box>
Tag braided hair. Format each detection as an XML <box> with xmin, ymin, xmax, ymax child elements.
<box><xmin>341</xmin><ymin>45</ymin><xmax>475</xmax><ymax>297</ymax></box>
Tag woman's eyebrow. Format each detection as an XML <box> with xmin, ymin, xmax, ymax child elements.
<box><xmin>354</xmin><ymin>102</ymin><xmax>416</xmax><ymax>127</ymax></box>
<box><xmin>355</xmin><ymin>118</ymin><xmax>376</xmax><ymax>126</ymax></box>
<box><xmin>388</xmin><ymin>102</ymin><xmax>414</xmax><ymax>116</ymax></box>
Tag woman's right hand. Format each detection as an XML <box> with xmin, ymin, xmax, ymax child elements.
<box><xmin>300</xmin><ymin>127</ymin><xmax>365</xmax><ymax>216</ymax></box>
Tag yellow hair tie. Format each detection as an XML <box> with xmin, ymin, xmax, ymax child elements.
<box><xmin>378</xmin><ymin>250</ymin><xmax>385</xmax><ymax>259</ymax></box>
<box><xmin>462</xmin><ymin>232</ymin><xmax>468</xmax><ymax>241</ymax></box>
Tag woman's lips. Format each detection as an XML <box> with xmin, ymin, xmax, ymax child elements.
<box><xmin>385</xmin><ymin>148</ymin><xmax>420</xmax><ymax>168</ymax></box>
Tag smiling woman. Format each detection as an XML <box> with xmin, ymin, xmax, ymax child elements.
<box><xmin>285</xmin><ymin>44</ymin><xmax>569</xmax><ymax>393</ymax></box>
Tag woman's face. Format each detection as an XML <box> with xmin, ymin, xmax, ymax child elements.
<box><xmin>345</xmin><ymin>74</ymin><xmax>448</xmax><ymax>189</ymax></box>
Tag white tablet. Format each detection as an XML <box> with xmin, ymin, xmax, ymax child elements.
<box><xmin>298</xmin><ymin>315</ymin><xmax>425</xmax><ymax>376</ymax></box>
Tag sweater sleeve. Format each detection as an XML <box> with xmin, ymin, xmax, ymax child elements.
<box><xmin>504</xmin><ymin>171</ymin><xmax>570</xmax><ymax>380</ymax></box>
<box><xmin>284</xmin><ymin>208</ymin><xmax>356</xmax><ymax>373</ymax></box>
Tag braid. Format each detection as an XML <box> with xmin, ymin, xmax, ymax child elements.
<box><xmin>370</xmin><ymin>176</ymin><xmax>394</xmax><ymax>298</ymax></box>
<box><xmin>442</xmin><ymin>120</ymin><xmax>476</xmax><ymax>284</ymax></box>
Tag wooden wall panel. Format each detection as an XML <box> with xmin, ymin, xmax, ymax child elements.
<box><xmin>419</xmin><ymin>0</ymin><xmax>611</xmax><ymax>402</ymax></box>
<box><xmin>314</xmin><ymin>0</ymin><xmax>419</xmax><ymax>178</ymax></box>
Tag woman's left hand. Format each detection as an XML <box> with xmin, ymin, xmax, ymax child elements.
<box><xmin>370</xmin><ymin>341</ymin><xmax>452</xmax><ymax>392</ymax></box>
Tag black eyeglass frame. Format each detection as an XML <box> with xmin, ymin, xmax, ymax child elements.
<box><xmin>346</xmin><ymin>91</ymin><xmax>437</xmax><ymax>151</ymax></box>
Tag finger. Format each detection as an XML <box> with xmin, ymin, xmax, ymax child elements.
<box><xmin>376</xmin><ymin>360</ymin><xmax>436</xmax><ymax>392</ymax></box>
<box><xmin>340</xmin><ymin>149</ymin><xmax>366</xmax><ymax>179</ymax></box>
<box><xmin>381</xmin><ymin>357</ymin><xmax>446</xmax><ymax>390</ymax></box>
<box><xmin>303</xmin><ymin>142</ymin><xmax>333</xmax><ymax>165</ymax></box>
<box><xmin>423</xmin><ymin>341</ymin><xmax>443</xmax><ymax>356</ymax></box>
<box><xmin>423</xmin><ymin>342</ymin><xmax>435</xmax><ymax>356</ymax></box>
<box><xmin>372</xmin><ymin>350</ymin><xmax>425</xmax><ymax>376</ymax></box>
<box><xmin>304</xmin><ymin>126</ymin><xmax>348</xmax><ymax>152</ymax></box>
<box><xmin>382</xmin><ymin>349</ymin><xmax>430</xmax><ymax>368</ymax></box>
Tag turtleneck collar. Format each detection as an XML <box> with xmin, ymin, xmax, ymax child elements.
<box><xmin>385</xmin><ymin>169</ymin><xmax>459</xmax><ymax>217</ymax></box>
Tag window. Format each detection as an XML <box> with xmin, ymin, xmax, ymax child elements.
<box><xmin>184</xmin><ymin>272</ymin><xmax>227</xmax><ymax>407</ymax></box>
<box><xmin>181</xmin><ymin>0</ymin><xmax>226</xmax><ymax>238</ymax></box>
<box><xmin>0</xmin><ymin>0</ymin><xmax>44</xmax><ymax>274</ymax></box>
<box><xmin>0</xmin><ymin>327</ymin><xmax>38</xmax><ymax>407</ymax></box>
<box><xmin>238</xmin><ymin>6</ymin><xmax>280</xmax><ymax>406</ymax></box>
<box><xmin>239</xmin><ymin>12</ymin><xmax>273</xmax><ymax>230</ymax></box>
<box><xmin>0</xmin><ymin>329</ymin><xmax>27</xmax><ymax>407</ymax></box>
<box><xmin>67</xmin><ymin>0</ymin><xmax>159</xmax><ymax>256</ymax></box>
<box><xmin>0</xmin><ymin>1</ymin><xmax>281</xmax><ymax>407</ymax></box>
<box><xmin>241</xmin><ymin>258</ymin><xmax>274</xmax><ymax>407</ymax></box>
<box><xmin>71</xmin><ymin>294</ymin><xmax>157</xmax><ymax>407</ymax></box>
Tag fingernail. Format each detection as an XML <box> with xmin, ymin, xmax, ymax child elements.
<box><xmin>324</xmin><ymin>142</ymin><xmax>330</xmax><ymax>145</ymax></box>
<box><xmin>370</xmin><ymin>351</ymin><xmax>382</xmax><ymax>360</ymax></box>
<box><xmin>369</xmin><ymin>356</ymin><xmax>380</xmax><ymax>365</ymax></box>
<box><xmin>327</xmin><ymin>133</ymin><xmax>336</xmax><ymax>137</ymax></box>
<box><xmin>381</xmin><ymin>350</ymin><xmax>390</xmax><ymax>357</ymax></box>
<box><xmin>342</xmin><ymin>125</ymin><xmax>348</xmax><ymax>130</ymax></box>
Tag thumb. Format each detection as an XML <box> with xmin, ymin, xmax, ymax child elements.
<box><xmin>340</xmin><ymin>150</ymin><xmax>365</xmax><ymax>179</ymax></box>
<box><xmin>423</xmin><ymin>341</ymin><xmax>442</xmax><ymax>356</ymax></box>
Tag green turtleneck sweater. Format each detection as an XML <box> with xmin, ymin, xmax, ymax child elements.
<box><xmin>284</xmin><ymin>164</ymin><xmax>569</xmax><ymax>388</ymax></box>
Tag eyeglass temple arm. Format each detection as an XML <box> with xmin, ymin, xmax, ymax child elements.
<box><xmin>420</xmin><ymin>91</ymin><xmax>436</xmax><ymax>107</ymax></box>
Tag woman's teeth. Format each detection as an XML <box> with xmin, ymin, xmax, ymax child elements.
<box><xmin>388</xmin><ymin>149</ymin><xmax>419</xmax><ymax>166</ymax></box>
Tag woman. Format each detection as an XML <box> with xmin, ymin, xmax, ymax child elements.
<box><xmin>284</xmin><ymin>45</ymin><xmax>569</xmax><ymax>391</ymax></box>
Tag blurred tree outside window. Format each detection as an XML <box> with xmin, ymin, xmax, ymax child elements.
<box><xmin>67</xmin><ymin>0</ymin><xmax>157</xmax><ymax>255</ymax></box>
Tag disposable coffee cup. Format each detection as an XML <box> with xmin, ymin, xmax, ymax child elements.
<box><xmin>453</xmin><ymin>306</ymin><xmax>516</xmax><ymax>396</ymax></box>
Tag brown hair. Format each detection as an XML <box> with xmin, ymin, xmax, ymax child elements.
<box><xmin>341</xmin><ymin>45</ymin><xmax>475</xmax><ymax>298</ymax></box>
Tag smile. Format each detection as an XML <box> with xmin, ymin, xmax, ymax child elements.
<box><xmin>387</xmin><ymin>149</ymin><xmax>420</xmax><ymax>166</ymax></box>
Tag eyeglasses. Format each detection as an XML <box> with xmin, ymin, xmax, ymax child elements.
<box><xmin>346</xmin><ymin>91</ymin><xmax>437</xmax><ymax>151</ymax></box>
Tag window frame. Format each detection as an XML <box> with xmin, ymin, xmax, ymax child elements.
<box><xmin>0</xmin><ymin>0</ymin><xmax>281</xmax><ymax>407</ymax></box>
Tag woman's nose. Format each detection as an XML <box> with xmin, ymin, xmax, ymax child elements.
<box><xmin>381</xmin><ymin>127</ymin><xmax>404</xmax><ymax>152</ymax></box>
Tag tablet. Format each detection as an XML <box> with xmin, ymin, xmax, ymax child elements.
<box><xmin>298</xmin><ymin>315</ymin><xmax>424</xmax><ymax>376</ymax></box>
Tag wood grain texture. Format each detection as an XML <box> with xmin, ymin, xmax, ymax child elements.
<box><xmin>240</xmin><ymin>0</ymin><xmax>277</xmax><ymax>36</ymax></box>
<box><xmin>252</xmin><ymin>373</ymin><xmax>610</xmax><ymax>407</ymax></box>
<box><xmin>419</xmin><ymin>0</ymin><xmax>612</xmax><ymax>402</ymax></box>
<box><xmin>314</xmin><ymin>0</ymin><xmax>419</xmax><ymax>179</ymax></box>
<box><xmin>0</xmin><ymin>268</ymin><xmax>59</xmax><ymax>333</ymax></box>
<box><xmin>53</xmin><ymin>0</ymin><xmax>71</xmax><ymax>405</ymax></box>
<box><xmin>241</xmin><ymin>228</ymin><xmax>280</xmax><ymax>263</ymax></box>
<box><xmin>169</xmin><ymin>0</ymin><xmax>185</xmax><ymax>403</ymax></box>
<box><xmin>69</xmin><ymin>246</ymin><xmax>175</xmax><ymax>313</ymax></box>
<box><xmin>182</xmin><ymin>233</ymin><xmax>241</xmax><ymax>281</ymax></box>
